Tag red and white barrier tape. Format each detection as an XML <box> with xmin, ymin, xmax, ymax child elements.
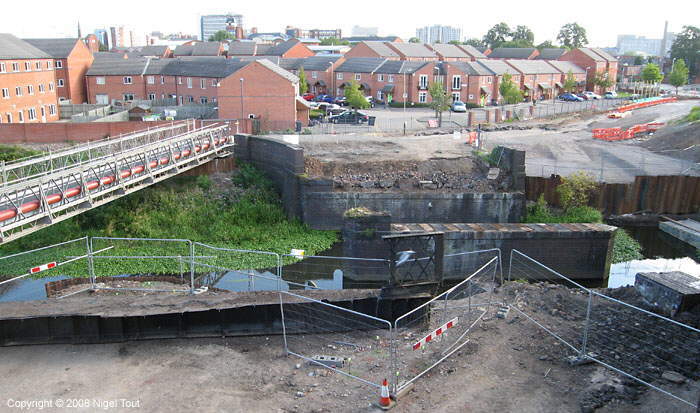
<box><xmin>29</xmin><ymin>262</ymin><xmax>57</xmax><ymax>274</ymax></box>
<box><xmin>412</xmin><ymin>317</ymin><xmax>458</xmax><ymax>350</ymax></box>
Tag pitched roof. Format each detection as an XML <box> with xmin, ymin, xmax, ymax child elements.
<box><xmin>429</xmin><ymin>43</ymin><xmax>468</xmax><ymax>58</ymax></box>
<box><xmin>577</xmin><ymin>48</ymin><xmax>606</xmax><ymax>62</ymax></box>
<box><xmin>160</xmin><ymin>59</ymin><xmax>247</xmax><ymax>77</ymax></box>
<box><xmin>92</xmin><ymin>52</ymin><xmax>128</xmax><ymax>60</ymax></box>
<box><xmin>388</xmin><ymin>42</ymin><xmax>437</xmax><ymax>58</ymax></box>
<box><xmin>475</xmin><ymin>59</ymin><xmax>519</xmax><ymax>75</ymax></box>
<box><xmin>488</xmin><ymin>48</ymin><xmax>538</xmax><ymax>59</ymax></box>
<box><xmin>227</xmin><ymin>41</ymin><xmax>258</xmax><ymax>56</ymax></box>
<box><xmin>86</xmin><ymin>57</ymin><xmax>151</xmax><ymax>75</ymax></box>
<box><xmin>336</xmin><ymin>57</ymin><xmax>387</xmax><ymax>73</ymax></box>
<box><xmin>535</xmin><ymin>48</ymin><xmax>566</xmax><ymax>60</ymax></box>
<box><xmin>192</xmin><ymin>42</ymin><xmax>222</xmax><ymax>56</ymax></box>
<box><xmin>23</xmin><ymin>38</ymin><xmax>78</xmax><ymax>58</ymax></box>
<box><xmin>375</xmin><ymin>60</ymin><xmax>429</xmax><ymax>74</ymax></box>
<box><xmin>545</xmin><ymin>60</ymin><xmax>585</xmax><ymax>74</ymax></box>
<box><xmin>505</xmin><ymin>59</ymin><xmax>559</xmax><ymax>74</ymax></box>
<box><xmin>589</xmin><ymin>47</ymin><xmax>618</xmax><ymax>62</ymax></box>
<box><xmin>0</xmin><ymin>33</ymin><xmax>51</xmax><ymax>59</ymax></box>
<box><xmin>457</xmin><ymin>44</ymin><xmax>487</xmax><ymax>59</ymax></box>
<box><xmin>266</xmin><ymin>39</ymin><xmax>305</xmax><ymax>56</ymax></box>
<box><xmin>360</xmin><ymin>41</ymin><xmax>399</xmax><ymax>58</ymax></box>
<box><xmin>448</xmin><ymin>61</ymin><xmax>494</xmax><ymax>76</ymax></box>
<box><xmin>343</xmin><ymin>36</ymin><xmax>402</xmax><ymax>43</ymax></box>
<box><xmin>132</xmin><ymin>45</ymin><xmax>169</xmax><ymax>57</ymax></box>
<box><xmin>172</xmin><ymin>44</ymin><xmax>194</xmax><ymax>56</ymax></box>
<box><xmin>279</xmin><ymin>56</ymin><xmax>340</xmax><ymax>71</ymax></box>
<box><xmin>255</xmin><ymin>59</ymin><xmax>299</xmax><ymax>83</ymax></box>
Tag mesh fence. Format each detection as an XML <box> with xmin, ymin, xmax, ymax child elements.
<box><xmin>280</xmin><ymin>290</ymin><xmax>393</xmax><ymax>390</ymax></box>
<box><xmin>281</xmin><ymin>254</ymin><xmax>390</xmax><ymax>290</ymax></box>
<box><xmin>0</xmin><ymin>237</ymin><xmax>89</xmax><ymax>301</ymax></box>
<box><xmin>393</xmin><ymin>257</ymin><xmax>500</xmax><ymax>393</ymax></box>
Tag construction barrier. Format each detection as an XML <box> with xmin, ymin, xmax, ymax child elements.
<box><xmin>592</xmin><ymin>122</ymin><xmax>665</xmax><ymax>141</ymax></box>
<box><xmin>611</xmin><ymin>97</ymin><xmax>677</xmax><ymax>113</ymax></box>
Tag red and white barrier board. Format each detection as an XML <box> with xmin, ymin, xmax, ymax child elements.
<box><xmin>29</xmin><ymin>262</ymin><xmax>57</xmax><ymax>274</ymax></box>
<box><xmin>412</xmin><ymin>317</ymin><xmax>458</xmax><ymax>350</ymax></box>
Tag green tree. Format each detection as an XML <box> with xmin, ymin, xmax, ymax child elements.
<box><xmin>669</xmin><ymin>59</ymin><xmax>689</xmax><ymax>94</ymax></box>
<box><xmin>98</xmin><ymin>42</ymin><xmax>108</xmax><ymax>52</ymax></box>
<box><xmin>592</xmin><ymin>71</ymin><xmax>614</xmax><ymax>92</ymax></box>
<box><xmin>556</xmin><ymin>171</ymin><xmax>597</xmax><ymax>211</ymax></box>
<box><xmin>670</xmin><ymin>25</ymin><xmax>700</xmax><ymax>77</ymax></box>
<box><xmin>448</xmin><ymin>40</ymin><xmax>462</xmax><ymax>45</ymax></box>
<box><xmin>463</xmin><ymin>38</ymin><xmax>485</xmax><ymax>48</ymax></box>
<box><xmin>641</xmin><ymin>63</ymin><xmax>663</xmax><ymax>83</ymax></box>
<box><xmin>483</xmin><ymin>22</ymin><xmax>511</xmax><ymax>49</ymax></box>
<box><xmin>500</xmin><ymin>39</ymin><xmax>535</xmax><ymax>48</ymax></box>
<box><xmin>344</xmin><ymin>80</ymin><xmax>370</xmax><ymax>110</ymax></box>
<box><xmin>499</xmin><ymin>73</ymin><xmax>523</xmax><ymax>104</ymax></box>
<box><xmin>408</xmin><ymin>37</ymin><xmax>421</xmax><ymax>43</ymax></box>
<box><xmin>428</xmin><ymin>81</ymin><xmax>450</xmax><ymax>127</ymax></box>
<box><xmin>511</xmin><ymin>25</ymin><xmax>534</xmax><ymax>46</ymax></box>
<box><xmin>208</xmin><ymin>30</ymin><xmax>235</xmax><ymax>41</ymax></box>
<box><xmin>557</xmin><ymin>23</ymin><xmax>588</xmax><ymax>49</ymax></box>
<box><xmin>634</xmin><ymin>55</ymin><xmax>644</xmax><ymax>65</ymax></box>
<box><xmin>319</xmin><ymin>37</ymin><xmax>349</xmax><ymax>45</ymax></box>
<box><xmin>563</xmin><ymin>70</ymin><xmax>577</xmax><ymax>92</ymax></box>
<box><xmin>536</xmin><ymin>40</ymin><xmax>557</xmax><ymax>50</ymax></box>
<box><xmin>298</xmin><ymin>66</ymin><xmax>308</xmax><ymax>95</ymax></box>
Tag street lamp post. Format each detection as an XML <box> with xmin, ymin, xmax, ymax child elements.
<box><xmin>585</xmin><ymin>66</ymin><xmax>591</xmax><ymax>92</ymax></box>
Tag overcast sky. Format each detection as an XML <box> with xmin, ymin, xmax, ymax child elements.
<box><xmin>2</xmin><ymin>0</ymin><xmax>697</xmax><ymax>46</ymax></box>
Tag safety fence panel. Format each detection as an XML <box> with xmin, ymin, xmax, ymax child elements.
<box><xmin>280</xmin><ymin>290</ymin><xmax>393</xmax><ymax>391</ymax></box>
<box><xmin>192</xmin><ymin>242</ymin><xmax>285</xmax><ymax>292</ymax></box>
<box><xmin>507</xmin><ymin>250</ymin><xmax>591</xmax><ymax>354</ymax></box>
<box><xmin>443</xmin><ymin>248</ymin><xmax>503</xmax><ymax>285</ymax></box>
<box><xmin>89</xmin><ymin>237</ymin><xmax>193</xmax><ymax>294</ymax></box>
<box><xmin>280</xmin><ymin>254</ymin><xmax>390</xmax><ymax>290</ymax></box>
<box><xmin>393</xmin><ymin>257</ymin><xmax>500</xmax><ymax>393</ymax></box>
<box><xmin>0</xmin><ymin>237</ymin><xmax>89</xmax><ymax>301</ymax></box>
<box><xmin>585</xmin><ymin>291</ymin><xmax>700</xmax><ymax>409</ymax></box>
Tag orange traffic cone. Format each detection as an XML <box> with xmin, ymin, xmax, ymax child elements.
<box><xmin>378</xmin><ymin>378</ymin><xmax>395</xmax><ymax>410</ymax></box>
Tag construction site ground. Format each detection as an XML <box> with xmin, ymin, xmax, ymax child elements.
<box><xmin>1</xmin><ymin>283</ymin><xmax>696</xmax><ymax>413</ymax></box>
<box><xmin>300</xmin><ymin>99</ymin><xmax>698</xmax><ymax>184</ymax></box>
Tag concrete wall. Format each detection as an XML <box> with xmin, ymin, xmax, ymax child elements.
<box><xmin>0</xmin><ymin>120</ymin><xmax>194</xmax><ymax>143</ymax></box>
<box><xmin>234</xmin><ymin>134</ymin><xmax>525</xmax><ymax>230</ymax></box>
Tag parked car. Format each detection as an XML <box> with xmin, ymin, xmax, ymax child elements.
<box><xmin>581</xmin><ymin>91</ymin><xmax>601</xmax><ymax>100</ymax></box>
<box><xmin>558</xmin><ymin>93</ymin><xmax>584</xmax><ymax>102</ymax></box>
<box><xmin>302</xmin><ymin>92</ymin><xmax>315</xmax><ymax>101</ymax></box>
<box><xmin>328</xmin><ymin>110</ymin><xmax>369</xmax><ymax>124</ymax></box>
<box><xmin>333</xmin><ymin>96</ymin><xmax>347</xmax><ymax>106</ymax></box>
<box><xmin>315</xmin><ymin>94</ymin><xmax>334</xmax><ymax>103</ymax></box>
<box><xmin>318</xmin><ymin>103</ymin><xmax>341</xmax><ymax>113</ymax></box>
<box><xmin>451</xmin><ymin>100</ymin><xmax>467</xmax><ymax>112</ymax></box>
<box><xmin>604</xmin><ymin>91</ymin><xmax>618</xmax><ymax>99</ymax></box>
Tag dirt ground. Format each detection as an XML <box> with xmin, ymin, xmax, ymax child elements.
<box><xmin>1</xmin><ymin>284</ymin><xmax>697</xmax><ymax>413</ymax></box>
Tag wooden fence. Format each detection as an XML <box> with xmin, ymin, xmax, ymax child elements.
<box><xmin>526</xmin><ymin>175</ymin><xmax>700</xmax><ymax>216</ymax></box>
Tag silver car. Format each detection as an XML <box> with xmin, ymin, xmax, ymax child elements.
<box><xmin>451</xmin><ymin>101</ymin><xmax>467</xmax><ymax>112</ymax></box>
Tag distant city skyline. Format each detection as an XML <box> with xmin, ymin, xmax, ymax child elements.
<box><xmin>2</xmin><ymin>0</ymin><xmax>697</xmax><ymax>48</ymax></box>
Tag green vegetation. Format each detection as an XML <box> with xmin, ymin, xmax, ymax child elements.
<box><xmin>641</xmin><ymin>63</ymin><xmax>663</xmax><ymax>84</ymax></box>
<box><xmin>298</xmin><ymin>66</ymin><xmax>308</xmax><ymax>95</ymax></box>
<box><xmin>388</xmin><ymin>102</ymin><xmax>432</xmax><ymax>109</ymax></box>
<box><xmin>499</xmin><ymin>73</ymin><xmax>524</xmax><ymax>104</ymax></box>
<box><xmin>592</xmin><ymin>72</ymin><xmax>614</xmax><ymax>93</ymax></box>
<box><xmin>523</xmin><ymin>171</ymin><xmax>642</xmax><ymax>264</ymax></box>
<box><xmin>1</xmin><ymin>163</ymin><xmax>338</xmax><ymax>276</ymax></box>
<box><xmin>474</xmin><ymin>147</ymin><xmax>504</xmax><ymax>167</ymax></box>
<box><xmin>208</xmin><ymin>30</ymin><xmax>235</xmax><ymax>42</ymax></box>
<box><xmin>408</xmin><ymin>37</ymin><xmax>420</xmax><ymax>43</ymax></box>
<box><xmin>319</xmin><ymin>37</ymin><xmax>349</xmax><ymax>46</ymax></box>
<box><xmin>0</xmin><ymin>145</ymin><xmax>43</xmax><ymax>163</ymax></box>
<box><xmin>683</xmin><ymin>106</ymin><xmax>700</xmax><ymax>123</ymax></box>
<box><xmin>428</xmin><ymin>81</ymin><xmax>450</xmax><ymax>127</ymax></box>
<box><xmin>557</xmin><ymin>22</ymin><xmax>588</xmax><ymax>49</ymax></box>
<box><xmin>310</xmin><ymin>109</ymin><xmax>325</xmax><ymax>119</ymax></box>
<box><xmin>563</xmin><ymin>70</ymin><xmax>577</xmax><ymax>93</ymax></box>
<box><xmin>669</xmin><ymin>59</ymin><xmax>689</xmax><ymax>94</ymax></box>
<box><xmin>344</xmin><ymin>80</ymin><xmax>370</xmax><ymax>110</ymax></box>
<box><xmin>670</xmin><ymin>25</ymin><xmax>700</xmax><ymax>78</ymax></box>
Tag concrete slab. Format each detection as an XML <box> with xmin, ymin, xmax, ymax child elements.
<box><xmin>659</xmin><ymin>219</ymin><xmax>700</xmax><ymax>249</ymax></box>
<box><xmin>635</xmin><ymin>271</ymin><xmax>700</xmax><ymax>316</ymax></box>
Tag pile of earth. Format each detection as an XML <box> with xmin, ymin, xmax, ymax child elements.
<box><xmin>635</xmin><ymin>121</ymin><xmax>700</xmax><ymax>162</ymax></box>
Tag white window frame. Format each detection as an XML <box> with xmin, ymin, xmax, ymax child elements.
<box><xmin>18</xmin><ymin>110</ymin><xmax>24</xmax><ymax>123</ymax></box>
<box><xmin>55</xmin><ymin>60</ymin><xmax>63</xmax><ymax>68</ymax></box>
<box><xmin>27</xmin><ymin>85</ymin><xmax>34</xmax><ymax>95</ymax></box>
<box><xmin>96</xmin><ymin>76</ymin><xmax>105</xmax><ymax>85</ymax></box>
<box><xmin>28</xmin><ymin>107</ymin><xmax>36</xmax><ymax>121</ymax></box>
<box><xmin>15</xmin><ymin>86</ymin><xmax>22</xmax><ymax>96</ymax></box>
<box><xmin>0</xmin><ymin>63</ymin><xmax>5</xmax><ymax>73</ymax></box>
<box><xmin>336</xmin><ymin>73</ymin><xmax>343</xmax><ymax>80</ymax></box>
<box><xmin>148</xmin><ymin>93</ymin><xmax>156</xmax><ymax>100</ymax></box>
<box><xmin>388</xmin><ymin>74</ymin><xmax>394</xmax><ymax>82</ymax></box>
<box><xmin>24</xmin><ymin>61</ymin><xmax>31</xmax><ymax>71</ymax></box>
<box><xmin>123</xmin><ymin>93</ymin><xmax>135</xmax><ymax>101</ymax></box>
<box><xmin>6</xmin><ymin>113</ymin><xmax>12</xmax><ymax>123</ymax></box>
<box><xmin>378</xmin><ymin>74</ymin><xmax>384</xmax><ymax>82</ymax></box>
<box><xmin>312</xmin><ymin>71</ymin><xmax>317</xmax><ymax>79</ymax></box>
<box><xmin>57</xmin><ymin>79</ymin><xmax>65</xmax><ymax>87</ymax></box>
<box><xmin>488</xmin><ymin>76</ymin><xmax>492</xmax><ymax>84</ymax></box>
<box><xmin>35</xmin><ymin>62</ymin><xmax>41</xmax><ymax>70</ymax></box>
<box><xmin>419</xmin><ymin>74</ymin><xmax>428</xmax><ymax>88</ymax></box>
<box><xmin>46</xmin><ymin>61</ymin><xmax>52</xmax><ymax>69</ymax></box>
<box><xmin>187</xmin><ymin>77</ymin><xmax>192</xmax><ymax>89</ymax></box>
<box><xmin>187</xmin><ymin>95</ymin><xmax>194</xmax><ymax>103</ymax></box>
<box><xmin>123</xmin><ymin>76</ymin><xmax>132</xmax><ymax>85</ymax></box>
<box><xmin>418</xmin><ymin>91</ymin><xmax>427</xmax><ymax>103</ymax></box>
<box><xmin>452</xmin><ymin>92</ymin><xmax>460</xmax><ymax>102</ymax></box>
<box><xmin>377</xmin><ymin>90</ymin><xmax>383</xmax><ymax>100</ymax></box>
<box><xmin>12</xmin><ymin>62</ymin><xmax>19</xmax><ymax>72</ymax></box>
<box><xmin>211</xmin><ymin>79</ymin><xmax>217</xmax><ymax>87</ymax></box>
<box><xmin>39</xmin><ymin>84</ymin><xmax>45</xmax><ymax>93</ymax></box>
<box><xmin>147</xmin><ymin>76</ymin><xmax>155</xmax><ymax>85</ymax></box>
<box><xmin>177</xmin><ymin>77</ymin><xmax>182</xmax><ymax>85</ymax></box>
<box><xmin>354</xmin><ymin>73</ymin><xmax>361</xmax><ymax>81</ymax></box>
<box><xmin>452</xmin><ymin>75</ymin><xmax>461</xmax><ymax>90</ymax></box>
<box><xmin>161</xmin><ymin>76</ymin><xmax>165</xmax><ymax>85</ymax></box>
<box><xmin>49</xmin><ymin>82</ymin><xmax>54</xmax><ymax>91</ymax></box>
<box><xmin>200</xmin><ymin>96</ymin><xmax>208</xmax><ymax>104</ymax></box>
<box><xmin>1</xmin><ymin>88</ymin><xmax>8</xmax><ymax>99</ymax></box>
<box><xmin>49</xmin><ymin>104</ymin><xmax>56</xmax><ymax>115</ymax></box>
<box><xmin>200</xmin><ymin>79</ymin><xmax>206</xmax><ymax>89</ymax></box>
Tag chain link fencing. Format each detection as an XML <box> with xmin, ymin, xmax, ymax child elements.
<box><xmin>279</xmin><ymin>254</ymin><xmax>390</xmax><ymax>290</ymax></box>
<box><xmin>392</xmin><ymin>256</ymin><xmax>500</xmax><ymax>394</ymax></box>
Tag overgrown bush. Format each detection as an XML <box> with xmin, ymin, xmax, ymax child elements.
<box><xmin>684</xmin><ymin>106</ymin><xmax>700</xmax><ymax>123</ymax></box>
<box><xmin>0</xmin><ymin>145</ymin><xmax>42</xmax><ymax>162</ymax></box>
<box><xmin>557</xmin><ymin>171</ymin><xmax>598</xmax><ymax>211</ymax></box>
<box><xmin>612</xmin><ymin>229</ymin><xmax>643</xmax><ymax>263</ymax></box>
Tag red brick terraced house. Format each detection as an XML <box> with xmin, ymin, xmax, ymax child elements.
<box><xmin>344</xmin><ymin>41</ymin><xmax>401</xmax><ymax>60</ymax></box>
<box><xmin>425</xmin><ymin>44</ymin><xmax>473</xmax><ymax>62</ymax></box>
<box><xmin>173</xmin><ymin>42</ymin><xmax>224</xmax><ymax>57</ymax></box>
<box><xmin>545</xmin><ymin>60</ymin><xmax>587</xmax><ymax>94</ymax></box>
<box><xmin>535</xmin><ymin>48</ymin><xmax>567</xmax><ymax>61</ymax></box>
<box><xmin>86</xmin><ymin>57</ymin><xmax>304</xmax><ymax>130</ymax></box>
<box><xmin>472</xmin><ymin>59</ymin><xmax>521</xmax><ymax>105</ymax></box>
<box><xmin>444</xmin><ymin>61</ymin><xmax>497</xmax><ymax>106</ymax></box>
<box><xmin>385</xmin><ymin>43</ymin><xmax>438</xmax><ymax>61</ymax></box>
<box><xmin>559</xmin><ymin>48</ymin><xmax>618</xmax><ymax>93</ymax></box>
<box><xmin>333</xmin><ymin>58</ymin><xmax>436</xmax><ymax>104</ymax></box>
<box><xmin>0</xmin><ymin>34</ymin><xmax>59</xmax><ymax>123</ymax></box>
<box><xmin>277</xmin><ymin>56</ymin><xmax>344</xmax><ymax>95</ymax></box>
<box><xmin>24</xmin><ymin>38</ymin><xmax>94</xmax><ymax>103</ymax></box>
<box><xmin>504</xmin><ymin>59</ymin><xmax>562</xmax><ymax>101</ymax></box>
